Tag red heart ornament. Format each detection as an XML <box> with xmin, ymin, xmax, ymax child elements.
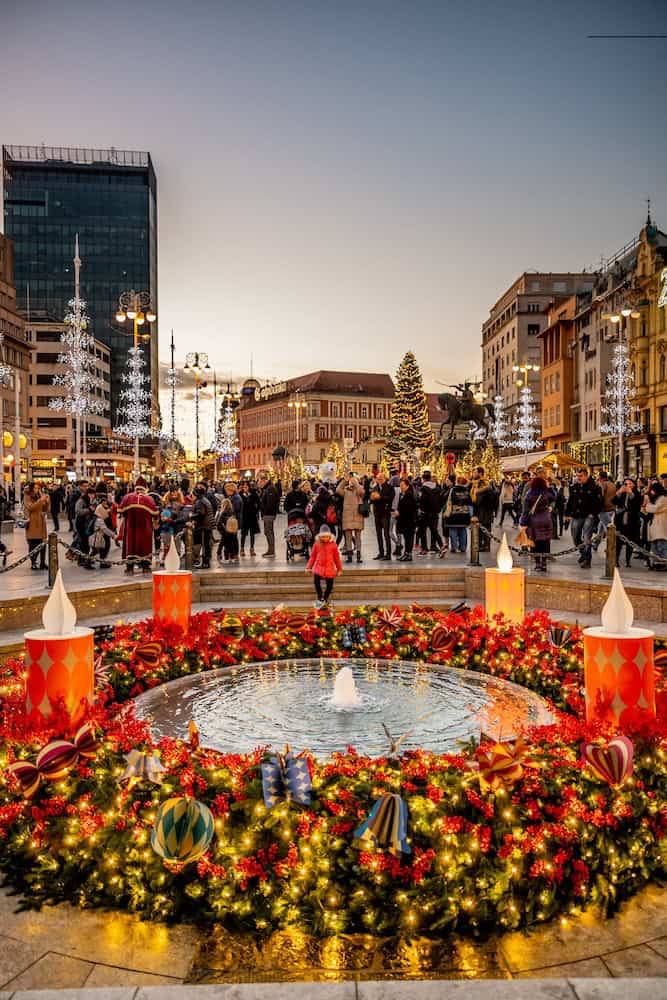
<box><xmin>581</xmin><ymin>736</ymin><xmax>633</xmax><ymax>786</ymax></box>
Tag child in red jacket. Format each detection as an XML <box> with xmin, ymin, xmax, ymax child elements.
<box><xmin>306</xmin><ymin>524</ymin><xmax>342</xmax><ymax>608</ymax></box>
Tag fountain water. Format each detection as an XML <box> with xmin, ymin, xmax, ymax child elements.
<box><xmin>331</xmin><ymin>666</ymin><xmax>362</xmax><ymax>709</ymax></box>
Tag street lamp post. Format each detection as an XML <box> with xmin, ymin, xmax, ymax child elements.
<box><xmin>512</xmin><ymin>361</ymin><xmax>541</xmax><ymax>469</ymax></box>
<box><xmin>183</xmin><ymin>352</ymin><xmax>210</xmax><ymax>481</ymax></box>
<box><xmin>114</xmin><ymin>290</ymin><xmax>157</xmax><ymax>479</ymax></box>
<box><xmin>600</xmin><ymin>303</ymin><xmax>642</xmax><ymax>479</ymax></box>
<box><xmin>287</xmin><ymin>392</ymin><xmax>306</xmax><ymax>458</ymax></box>
<box><xmin>0</xmin><ymin>333</ymin><xmax>11</xmax><ymax>484</ymax></box>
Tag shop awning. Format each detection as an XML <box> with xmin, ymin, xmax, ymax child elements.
<box><xmin>500</xmin><ymin>450</ymin><xmax>582</xmax><ymax>473</ymax></box>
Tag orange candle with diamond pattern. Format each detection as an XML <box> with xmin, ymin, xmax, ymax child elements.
<box><xmin>24</xmin><ymin>571</ymin><xmax>94</xmax><ymax>728</ymax></box>
<box><xmin>152</xmin><ymin>539</ymin><xmax>192</xmax><ymax>630</ymax></box>
<box><xmin>583</xmin><ymin>569</ymin><xmax>655</xmax><ymax>728</ymax></box>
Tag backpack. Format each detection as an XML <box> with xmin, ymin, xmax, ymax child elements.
<box><xmin>326</xmin><ymin>503</ymin><xmax>337</xmax><ymax>525</ymax></box>
<box><xmin>226</xmin><ymin>516</ymin><xmax>239</xmax><ymax>534</ymax></box>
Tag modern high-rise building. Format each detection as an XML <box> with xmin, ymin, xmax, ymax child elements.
<box><xmin>2</xmin><ymin>145</ymin><xmax>158</xmax><ymax>422</ymax></box>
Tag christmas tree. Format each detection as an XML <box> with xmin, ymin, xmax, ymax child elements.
<box><xmin>326</xmin><ymin>441</ymin><xmax>346</xmax><ymax>479</ymax></box>
<box><xmin>385</xmin><ymin>352</ymin><xmax>434</xmax><ymax>461</ymax></box>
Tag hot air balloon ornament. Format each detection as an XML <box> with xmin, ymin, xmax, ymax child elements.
<box><xmin>151</xmin><ymin>796</ymin><xmax>215</xmax><ymax>864</ymax></box>
<box><xmin>581</xmin><ymin>736</ymin><xmax>633</xmax><ymax>786</ymax></box>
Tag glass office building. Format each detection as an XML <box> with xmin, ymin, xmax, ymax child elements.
<box><xmin>2</xmin><ymin>145</ymin><xmax>158</xmax><ymax>423</ymax></box>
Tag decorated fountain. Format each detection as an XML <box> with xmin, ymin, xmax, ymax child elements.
<box><xmin>0</xmin><ymin>568</ymin><xmax>664</xmax><ymax>973</ymax></box>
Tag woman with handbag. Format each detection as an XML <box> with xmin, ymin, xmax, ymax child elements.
<box><xmin>613</xmin><ymin>478</ymin><xmax>642</xmax><ymax>568</ymax></box>
<box><xmin>443</xmin><ymin>477</ymin><xmax>472</xmax><ymax>554</ymax></box>
<box><xmin>336</xmin><ymin>473</ymin><xmax>365</xmax><ymax>563</ymax></box>
<box><xmin>519</xmin><ymin>475</ymin><xmax>555</xmax><ymax>572</ymax></box>
<box><xmin>396</xmin><ymin>478</ymin><xmax>417</xmax><ymax>561</ymax></box>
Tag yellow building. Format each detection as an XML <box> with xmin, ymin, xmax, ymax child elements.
<box><xmin>627</xmin><ymin>213</ymin><xmax>667</xmax><ymax>475</ymax></box>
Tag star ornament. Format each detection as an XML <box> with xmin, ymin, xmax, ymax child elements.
<box><xmin>378</xmin><ymin>606</ymin><xmax>402</xmax><ymax>628</ymax></box>
<box><xmin>477</xmin><ymin>738</ymin><xmax>529</xmax><ymax>790</ymax></box>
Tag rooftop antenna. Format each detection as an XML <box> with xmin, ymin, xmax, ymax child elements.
<box><xmin>646</xmin><ymin>198</ymin><xmax>652</xmax><ymax>225</ymax></box>
<box><xmin>250</xmin><ymin>353</ymin><xmax>254</xmax><ymax>379</ymax></box>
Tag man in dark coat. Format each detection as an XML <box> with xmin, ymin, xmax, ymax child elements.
<box><xmin>118</xmin><ymin>476</ymin><xmax>158</xmax><ymax>573</ymax></box>
<box><xmin>258</xmin><ymin>474</ymin><xmax>279</xmax><ymax>557</ymax></box>
<box><xmin>192</xmin><ymin>482</ymin><xmax>215</xmax><ymax>569</ymax></box>
<box><xmin>564</xmin><ymin>468</ymin><xmax>602</xmax><ymax>569</ymax></box>
<box><xmin>370</xmin><ymin>472</ymin><xmax>394</xmax><ymax>560</ymax></box>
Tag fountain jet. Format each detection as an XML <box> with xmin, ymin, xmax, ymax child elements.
<box><xmin>331</xmin><ymin>666</ymin><xmax>362</xmax><ymax>709</ymax></box>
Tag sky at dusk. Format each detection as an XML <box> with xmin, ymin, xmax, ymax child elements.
<box><xmin>2</xmin><ymin>0</ymin><xmax>666</xmax><ymax>393</ymax></box>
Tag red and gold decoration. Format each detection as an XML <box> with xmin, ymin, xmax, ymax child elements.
<box><xmin>1</xmin><ymin>602</ymin><xmax>666</xmax><ymax>942</ymax></box>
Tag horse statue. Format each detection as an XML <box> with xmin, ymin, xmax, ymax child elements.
<box><xmin>437</xmin><ymin>390</ymin><xmax>495</xmax><ymax>441</ymax></box>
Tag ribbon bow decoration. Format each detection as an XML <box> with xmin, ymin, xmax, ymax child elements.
<box><xmin>353</xmin><ymin>792</ymin><xmax>411</xmax><ymax>856</ymax></box>
<box><xmin>119</xmin><ymin>749</ymin><xmax>167</xmax><ymax>785</ymax></box>
<box><xmin>378</xmin><ymin>606</ymin><xmax>402</xmax><ymax>628</ymax></box>
<box><xmin>547</xmin><ymin>624</ymin><xmax>572</xmax><ymax>649</ymax></box>
<box><xmin>7</xmin><ymin>723</ymin><xmax>99</xmax><ymax>798</ymax></box>
<box><xmin>476</xmin><ymin>738</ymin><xmax>528</xmax><ymax>790</ymax></box>
<box><xmin>261</xmin><ymin>750</ymin><xmax>312</xmax><ymax>809</ymax></box>
<box><xmin>133</xmin><ymin>641</ymin><xmax>163</xmax><ymax>667</ymax></box>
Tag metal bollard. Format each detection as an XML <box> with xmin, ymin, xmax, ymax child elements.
<box><xmin>47</xmin><ymin>532</ymin><xmax>59</xmax><ymax>588</ymax></box>
<box><xmin>469</xmin><ymin>518</ymin><xmax>481</xmax><ymax>567</ymax></box>
<box><xmin>604</xmin><ymin>523</ymin><xmax>617</xmax><ymax>579</ymax></box>
<box><xmin>184</xmin><ymin>522</ymin><xmax>194</xmax><ymax>570</ymax></box>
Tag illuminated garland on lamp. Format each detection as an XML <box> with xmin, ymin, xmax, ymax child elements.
<box><xmin>0</xmin><ymin>605</ymin><xmax>665</xmax><ymax>941</ymax></box>
<box><xmin>49</xmin><ymin>297</ymin><xmax>105</xmax><ymax>421</ymax></box>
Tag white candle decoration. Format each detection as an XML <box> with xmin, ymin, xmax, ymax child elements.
<box><xmin>497</xmin><ymin>533</ymin><xmax>513</xmax><ymax>573</ymax></box>
<box><xmin>164</xmin><ymin>537</ymin><xmax>180</xmax><ymax>573</ymax></box>
<box><xmin>600</xmin><ymin>568</ymin><xmax>634</xmax><ymax>634</ymax></box>
<box><xmin>42</xmin><ymin>569</ymin><xmax>77</xmax><ymax>636</ymax></box>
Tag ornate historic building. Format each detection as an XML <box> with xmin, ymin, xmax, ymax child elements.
<box><xmin>627</xmin><ymin>213</ymin><xmax>667</xmax><ymax>475</ymax></box>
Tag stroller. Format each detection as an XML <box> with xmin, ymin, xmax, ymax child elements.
<box><xmin>284</xmin><ymin>508</ymin><xmax>312</xmax><ymax>562</ymax></box>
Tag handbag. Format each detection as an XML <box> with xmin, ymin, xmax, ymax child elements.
<box><xmin>443</xmin><ymin>498</ymin><xmax>453</xmax><ymax>519</ymax></box>
<box><xmin>514</xmin><ymin>526</ymin><xmax>534</xmax><ymax>549</ymax></box>
<box><xmin>357</xmin><ymin>501</ymin><xmax>370</xmax><ymax>518</ymax></box>
<box><xmin>226</xmin><ymin>516</ymin><xmax>239</xmax><ymax>534</ymax></box>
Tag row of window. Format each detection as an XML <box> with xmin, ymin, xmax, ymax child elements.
<box><xmin>543</xmin><ymin>405</ymin><xmax>562</xmax><ymax>429</ymax></box>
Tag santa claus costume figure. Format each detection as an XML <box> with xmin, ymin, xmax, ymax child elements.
<box><xmin>118</xmin><ymin>475</ymin><xmax>158</xmax><ymax>573</ymax></box>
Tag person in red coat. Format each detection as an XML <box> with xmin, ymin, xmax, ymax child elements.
<box><xmin>306</xmin><ymin>524</ymin><xmax>342</xmax><ymax>608</ymax></box>
<box><xmin>118</xmin><ymin>476</ymin><xmax>158</xmax><ymax>573</ymax></box>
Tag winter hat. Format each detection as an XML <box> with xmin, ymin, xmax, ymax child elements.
<box><xmin>135</xmin><ymin>476</ymin><xmax>148</xmax><ymax>489</ymax></box>
<box><xmin>318</xmin><ymin>524</ymin><xmax>332</xmax><ymax>536</ymax></box>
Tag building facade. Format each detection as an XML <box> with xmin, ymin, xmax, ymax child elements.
<box><xmin>23</xmin><ymin>321</ymin><xmax>136</xmax><ymax>479</ymax></box>
<box><xmin>539</xmin><ymin>296</ymin><xmax>577</xmax><ymax>452</ymax></box>
<box><xmin>627</xmin><ymin>216</ymin><xmax>667</xmax><ymax>475</ymax></box>
<box><xmin>237</xmin><ymin>371</ymin><xmax>395</xmax><ymax>472</ymax></box>
<box><xmin>481</xmin><ymin>272</ymin><xmax>594</xmax><ymax>424</ymax></box>
<box><xmin>0</xmin><ymin>234</ymin><xmax>31</xmax><ymax>486</ymax></box>
<box><xmin>2</xmin><ymin>145</ymin><xmax>158</xmax><ymax>422</ymax></box>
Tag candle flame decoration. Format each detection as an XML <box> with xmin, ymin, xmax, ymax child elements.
<box><xmin>497</xmin><ymin>533</ymin><xmax>513</xmax><ymax>573</ymax></box>
<box><xmin>164</xmin><ymin>537</ymin><xmax>180</xmax><ymax>573</ymax></box>
<box><xmin>42</xmin><ymin>569</ymin><xmax>77</xmax><ymax>635</ymax></box>
<box><xmin>600</xmin><ymin>568</ymin><xmax>634</xmax><ymax>634</ymax></box>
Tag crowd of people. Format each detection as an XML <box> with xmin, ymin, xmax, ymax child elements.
<box><xmin>3</xmin><ymin>464</ymin><xmax>667</xmax><ymax>589</ymax></box>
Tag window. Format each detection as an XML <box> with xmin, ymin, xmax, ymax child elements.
<box><xmin>661</xmin><ymin>406</ymin><xmax>667</xmax><ymax>433</ymax></box>
<box><xmin>553</xmin><ymin>281</ymin><xmax>567</xmax><ymax>292</ymax></box>
<box><xmin>318</xmin><ymin>425</ymin><xmax>327</xmax><ymax>440</ymax></box>
<box><xmin>527</xmin><ymin>303</ymin><xmax>540</xmax><ymax>313</ymax></box>
<box><xmin>527</xmin><ymin>324</ymin><xmax>540</xmax><ymax>337</ymax></box>
<box><xmin>346</xmin><ymin>404</ymin><xmax>353</xmax><ymax>418</ymax></box>
<box><xmin>331</xmin><ymin>403</ymin><xmax>340</xmax><ymax>417</ymax></box>
<box><xmin>641</xmin><ymin>361</ymin><xmax>648</xmax><ymax>387</ymax></box>
<box><xmin>661</xmin><ymin>355</ymin><xmax>666</xmax><ymax>382</ymax></box>
<box><xmin>530</xmin><ymin>281</ymin><xmax>541</xmax><ymax>291</ymax></box>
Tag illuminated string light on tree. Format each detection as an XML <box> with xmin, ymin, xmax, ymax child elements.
<box><xmin>600</xmin><ymin>341</ymin><xmax>640</xmax><ymax>479</ymax></box>
<box><xmin>491</xmin><ymin>394</ymin><xmax>510</xmax><ymax>448</ymax></box>
<box><xmin>49</xmin><ymin>240</ymin><xmax>104</xmax><ymax>478</ymax></box>
<box><xmin>386</xmin><ymin>351</ymin><xmax>434</xmax><ymax>462</ymax></box>
<box><xmin>511</xmin><ymin>386</ymin><xmax>541</xmax><ymax>464</ymax></box>
<box><xmin>213</xmin><ymin>401</ymin><xmax>240</xmax><ymax>467</ymax></box>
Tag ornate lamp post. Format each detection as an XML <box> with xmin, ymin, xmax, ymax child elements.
<box><xmin>0</xmin><ymin>333</ymin><xmax>12</xmax><ymax>483</ymax></box>
<box><xmin>183</xmin><ymin>352</ymin><xmax>210</xmax><ymax>481</ymax></box>
<box><xmin>600</xmin><ymin>302</ymin><xmax>642</xmax><ymax>479</ymax></box>
<box><xmin>288</xmin><ymin>391</ymin><xmax>307</xmax><ymax>458</ymax></box>
<box><xmin>114</xmin><ymin>290</ymin><xmax>157</xmax><ymax>479</ymax></box>
<box><xmin>512</xmin><ymin>361</ymin><xmax>541</xmax><ymax>469</ymax></box>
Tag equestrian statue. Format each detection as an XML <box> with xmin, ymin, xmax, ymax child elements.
<box><xmin>437</xmin><ymin>382</ymin><xmax>495</xmax><ymax>441</ymax></box>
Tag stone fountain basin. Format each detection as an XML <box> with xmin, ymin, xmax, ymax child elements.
<box><xmin>132</xmin><ymin>658</ymin><xmax>554</xmax><ymax>758</ymax></box>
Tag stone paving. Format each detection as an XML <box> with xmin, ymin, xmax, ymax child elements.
<box><xmin>1</xmin><ymin>513</ymin><xmax>662</xmax><ymax>602</ymax></box>
<box><xmin>0</xmin><ymin>884</ymin><xmax>665</xmax><ymax>990</ymax></box>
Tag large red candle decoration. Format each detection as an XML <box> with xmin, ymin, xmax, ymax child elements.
<box><xmin>152</xmin><ymin>539</ymin><xmax>192</xmax><ymax>629</ymax></box>
<box><xmin>24</xmin><ymin>571</ymin><xmax>94</xmax><ymax>728</ymax></box>
<box><xmin>583</xmin><ymin>570</ymin><xmax>655</xmax><ymax>728</ymax></box>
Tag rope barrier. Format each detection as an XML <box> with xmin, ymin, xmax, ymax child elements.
<box><xmin>57</xmin><ymin>537</ymin><xmax>157</xmax><ymax>568</ymax></box>
<box><xmin>477</xmin><ymin>524</ymin><xmax>604</xmax><ymax>560</ymax></box>
<box><xmin>0</xmin><ymin>540</ymin><xmax>47</xmax><ymax>574</ymax></box>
